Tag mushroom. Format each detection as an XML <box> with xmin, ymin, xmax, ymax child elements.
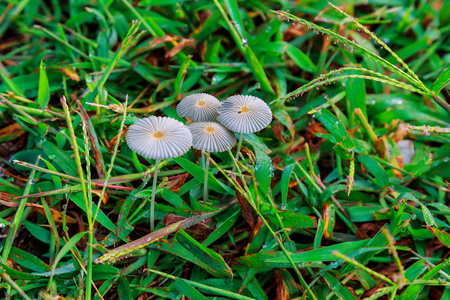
<box><xmin>188</xmin><ymin>122</ymin><xmax>236</xmax><ymax>202</ymax></box>
<box><xmin>217</xmin><ymin>95</ymin><xmax>272</xmax><ymax>167</ymax></box>
<box><xmin>177</xmin><ymin>93</ymin><xmax>221</xmax><ymax>122</ymax></box>
<box><xmin>126</xmin><ymin>116</ymin><xmax>192</xmax><ymax>231</ymax></box>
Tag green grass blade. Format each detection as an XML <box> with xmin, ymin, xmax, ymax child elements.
<box><xmin>215</xmin><ymin>0</ymin><xmax>276</xmax><ymax>98</ymax></box>
<box><xmin>37</xmin><ymin>60</ymin><xmax>50</xmax><ymax>109</ymax></box>
<box><xmin>431</xmin><ymin>67</ymin><xmax>450</xmax><ymax>97</ymax></box>
<box><xmin>177</xmin><ymin>228</ymin><xmax>233</xmax><ymax>278</ymax></box>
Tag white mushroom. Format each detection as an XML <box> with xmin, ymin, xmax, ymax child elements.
<box><xmin>217</xmin><ymin>95</ymin><xmax>272</xmax><ymax>134</ymax></box>
<box><xmin>188</xmin><ymin>122</ymin><xmax>236</xmax><ymax>203</ymax></box>
<box><xmin>188</xmin><ymin>122</ymin><xmax>236</xmax><ymax>153</ymax></box>
<box><xmin>126</xmin><ymin>116</ymin><xmax>192</xmax><ymax>160</ymax></box>
<box><xmin>217</xmin><ymin>95</ymin><xmax>272</xmax><ymax>171</ymax></box>
<box><xmin>177</xmin><ymin>93</ymin><xmax>221</xmax><ymax>122</ymax></box>
<box><xmin>126</xmin><ymin>116</ymin><xmax>192</xmax><ymax>231</ymax></box>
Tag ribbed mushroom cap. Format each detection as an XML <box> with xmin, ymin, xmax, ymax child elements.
<box><xmin>177</xmin><ymin>93</ymin><xmax>221</xmax><ymax>122</ymax></box>
<box><xmin>188</xmin><ymin>122</ymin><xmax>236</xmax><ymax>153</ymax></box>
<box><xmin>126</xmin><ymin>116</ymin><xmax>192</xmax><ymax>160</ymax></box>
<box><xmin>217</xmin><ymin>95</ymin><xmax>272</xmax><ymax>133</ymax></box>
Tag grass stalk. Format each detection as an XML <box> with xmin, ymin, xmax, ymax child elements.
<box><xmin>61</xmin><ymin>96</ymin><xmax>93</xmax><ymax>300</ymax></box>
<box><xmin>203</xmin><ymin>151</ymin><xmax>210</xmax><ymax>204</ymax></box>
<box><xmin>93</xmin><ymin>97</ymin><xmax>128</xmax><ymax>220</ymax></box>
<box><xmin>1</xmin><ymin>158</ymin><xmax>38</xmax><ymax>262</ymax></box>
<box><xmin>0</xmin><ymin>98</ymin><xmax>63</xmax><ymax>118</ymax></box>
<box><xmin>226</xmin><ymin>150</ymin><xmax>317</xmax><ymax>300</ymax></box>
<box><xmin>257</xmin><ymin>211</ymin><xmax>317</xmax><ymax>300</ymax></box>
<box><xmin>0</xmin><ymin>273</ymin><xmax>32</xmax><ymax>300</ymax></box>
<box><xmin>232</xmin><ymin>133</ymin><xmax>244</xmax><ymax>173</ymax></box>
<box><xmin>150</xmin><ymin>159</ymin><xmax>160</xmax><ymax>231</ymax></box>
<box><xmin>383</xmin><ymin>228</ymin><xmax>406</xmax><ymax>288</ymax></box>
<box><xmin>147</xmin><ymin>268</ymin><xmax>254</xmax><ymax>300</ymax></box>
<box><xmin>354</xmin><ymin>107</ymin><xmax>384</xmax><ymax>155</ymax></box>
<box><xmin>333</xmin><ymin>250</ymin><xmax>395</xmax><ymax>286</ymax></box>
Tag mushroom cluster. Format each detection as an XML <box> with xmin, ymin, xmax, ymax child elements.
<box><xmin>126</xmin><ymin>93</ymin><xmax>272</xmax><ymax>231</ymax></box>
<box><xmin>177</xmin><ymin>93</ymin><xmax>272</xmax><ymax>202</ymax></box>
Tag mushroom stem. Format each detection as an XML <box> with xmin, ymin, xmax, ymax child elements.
<box><xmin>232</xmin><ymin>133</ymin><xmax>243</xmax><ymax>172</ymax></box>
<box><xmin>203</xmin><ymin>151</ymin><xmax>210</xmax><ymax>204</ymax></box>
<box><xmin>201</xmin><ymin>150</ymin><xmax>206</xmax><ymax>169</ymax></box>
<box><xmin>150</xmin><ymin>159</ymin><xmax>160</xmax><ymax>231</ymax></box>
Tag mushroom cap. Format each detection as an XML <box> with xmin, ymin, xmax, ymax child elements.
<box><xmin>217</xmin><ymin>95</ymin><xmax>272</xmax><ymax>133</ymax></box>
<box><xmin>126</xmin><ymin>116</ymin><xmax>192</xmax><ymax>160</ymax></box>
<box><xmin>188</xmin><ymin>122</ymin><xmax>236</xmax><ymax>153</ymax></box>
<box><xmin>177</xmin><ymin>93</ymin><xmax>221</xmax><ymax>122</ymax></box>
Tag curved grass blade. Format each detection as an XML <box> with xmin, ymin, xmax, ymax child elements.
<box><xmin>270</xmin><ymin>10</ymin><xmax>426</xmax><ymax>93</ymax></box>
<box><xmin>272</xmin><ymin>67</ymin><xmax>427</xmax><ymax>105</ymax></box>
<box><xmin>177</xmin><ymin>228</ymin><xmax>233</xmax><ymax>278</ymax></box>
<box><xmin>327</xmin><ymin>1</ymin><xmax>426</xmax><ymax>91</ymax></box>
<box><xmin>431</xmin><ymin>67</ymin><xmax>450</xmax><ymax>97</ymax></box>
<box><xmin>215</xmin><ymin>0</ymin><xmax>276</xmax><ymax>98</ymax></box>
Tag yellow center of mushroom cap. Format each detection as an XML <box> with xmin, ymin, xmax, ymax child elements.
<box><xmin>153</xmin><ymin>132</ymin><xmax>164</xmax><ymax>139</ymax></box>
<box><xmin>206</xmin><ymin>126</ymin><xmax>215</xmax><ymax>133</ymax></box>
<box><xmin>197</xmin><ymin>100</ymin><xmax>206</xmax><ymax>107</ymax></box>
<box><xmin>240</xmin><ymin>106</ymin><xmax>250</xmax><ymax>113</ymax></box>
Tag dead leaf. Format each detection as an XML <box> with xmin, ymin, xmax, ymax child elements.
<box><xmin>0</xmin><ymin>167</ymin><xmax>28</xmax><ymax>182</ymax></box>
<box><xmin>356</xmin><ymin>222</ymin><xmax>384</xmax><ymax>240</ymax></box>
<box><xmin>56</xmin><ymin>66</ymin><xmax>80</xmax><ymax>81</ymax></box>
<box><xmin>235</xmin><ymin>177</ymin><xmax>255</xmax><ymax>228</ymax></box>
<box><xmin>0</xmin><ymin>122</ymin><xmax>25</xmax><ymax>142</ymax></box>
<box><xmin>149</xmin><ymin>35</ymin><xmax>173</xmax><ymax>48</ymax></box>
<box><xmin>108</xmin><ymin>127</ymin><xmax>129</xmax><ymax>153</ymax></box>
<box><xmin>0</xmin><ymin>199</ymin><xmax>76</xmax><ymax>225</ymax></box>
<box><xmin>164</xmin><ymin>214</ymin><xmax>185</xmax><ymax>226</ymax></box>
<box><xmin>274</xmin><ymin>270</ymin><xmax>289</xmax><ymax>300</ymax></box>
<box><xmin>164</xmin><ymin>173</ymin><xmax>189</xmax><ymax>192</ymax></box>
<box><xmin>77</xmin><ymin>100</ymin><xmax>105</xmax><ymax>177</ymax></box>
<box><xmin>272</xmin><ymin>124</ymin><xmax>286</xmax><ymax>143</ymax></box>
<box><xmin>165</xmin><ymin>38</ymin><xmax>195</xmax><ymax>58</ymax></box>
<box><xmin>392</xmin><ymin>122</ymin><xmax>409</xmax><ymax>142</ymax></box>
<box><xmin>91</xmin><ymin>189</ymin><xmax>109</xmax><ymax>205</ymax></box>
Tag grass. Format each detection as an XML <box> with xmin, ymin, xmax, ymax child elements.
<box><xmin>1</xmin><ymin>0</ymin><xmax>450</xmax><ymax>299</ymax></box>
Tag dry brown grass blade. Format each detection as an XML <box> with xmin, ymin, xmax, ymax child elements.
<box><xmin>77</xmin><ymin>100</ymin><xmax>105</xmax><ymax>177</ymax></box>
<box><xmin>0</xmin><ymin>199</ymin><xmax>76</xmax><ymax>224</ymax></box>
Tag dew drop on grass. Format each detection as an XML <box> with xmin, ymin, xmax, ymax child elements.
<box><xmin>29</xmin><ymin>178</ymin><xmax>36</xmax><ymax>185</ymax></box>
